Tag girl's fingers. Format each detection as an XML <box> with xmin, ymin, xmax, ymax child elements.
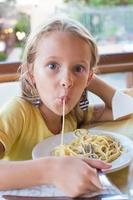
<box><xmin>86</xmin><ymin>166</ymin><xmax>103</xmax><ymax>190</ymax></box>
<box><xmin>82</xmin><ymin>181</ymin><xmax>102</xmax><ymax>195</ymax></box>
<box><xmin>90</xmin><ymin>170</ymin><xmax>103</xmax><ymax>190</ymax></box>
<box><xmin>82</xmin><ymin>158</ymin><xmax>112</xmax><ymax>169</ymax></box>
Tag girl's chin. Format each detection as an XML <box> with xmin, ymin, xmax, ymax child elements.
<box><xmin>53</xmin><ymin>110</ymin><xmax>70</xmax><ymax>116</ymax></box>
<box><xmin>53</xmin><ymin>106</ymin><xmax>71</xmax><ymax>116</ymax></box>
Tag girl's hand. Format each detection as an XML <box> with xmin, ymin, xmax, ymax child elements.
<box><xmin>52</xmin><ymin>156</ymin><xmax>111</xmax><ymax>197</ymax></box>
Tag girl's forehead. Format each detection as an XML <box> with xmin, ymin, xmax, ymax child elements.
<box><xmin>35</xmin><ymin>31</ymin><xmax>92</xmax><ymax>64</ymax></box>
<box><xmin>37</xmin><ymin>31</ymin><xmax>91</xmax><ymax>54</ymax></box>
<box><xmin>38</xmin><ymin>31</ymin><xmax>88</xmax><ymax>46</ymax></box>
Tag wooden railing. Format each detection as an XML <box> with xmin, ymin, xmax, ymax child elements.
<box><xmin>0</xmin><ymin>52</ymin><xmax>133</xmax><ymax>86</ymax></box>
<box><xmin>97</xmin><ymin>52</ymin><xmax>133</xmax><ymax>73</ymax></box>
<box><xmin>0</xmin><ymin>62</ymin><xmax>20</xmax><ymax>83</ymax></box>
<box><xmin>97</xmin><ymin>52</ymin><xmax>133</xmax><ymax>88</ymax></box>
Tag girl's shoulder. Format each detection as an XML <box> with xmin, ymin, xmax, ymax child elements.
<box><xmin>0</xmin><ymin>96</ymin><xmax>35</xmax><ymax>116</ymax></box>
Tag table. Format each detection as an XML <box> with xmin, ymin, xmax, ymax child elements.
<box><xmin>1</xmin><ymin>115</ymin><xmax>133</xmax><ymax>200</ymax></box>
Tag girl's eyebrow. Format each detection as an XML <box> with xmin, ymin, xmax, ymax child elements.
<box><xmin>78</xmin><ymin>60</ymin><xmax>90</xmax><ymax>65</ymax></box>
<box><xmin>42</xmin><ymin>56</ymin><xmax>62</xmax><ymax>64</ymax></box>
<box><xmin>44</xmin><ymin>57</ymin><xmax>90</xmax><ymax>65</ymax></box>
<box><xmin>44</xmin><ymin>56</ymin><xmax>62</xmax><ymax>60</ymax></box>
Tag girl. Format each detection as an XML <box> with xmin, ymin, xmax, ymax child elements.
<box><xmin>0</xmin><ymin>17</ymin><xmax>115</xmax><ymax>197</ymax></box>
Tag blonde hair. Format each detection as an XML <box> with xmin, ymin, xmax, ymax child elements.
<box><xmin>19</xmin><ymin>17</ymin><xmax>99</xmax><ymax>105</ymax></box>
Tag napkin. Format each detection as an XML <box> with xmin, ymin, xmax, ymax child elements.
<box><xmin>0</xmin><ymin>184</ymin><xmax>122</xmax><ymax>199</ymax></box>
<box><xmin>112</xmin><ymin>90</ymin><xmax>133</xmax><ymax>120</ymax></box>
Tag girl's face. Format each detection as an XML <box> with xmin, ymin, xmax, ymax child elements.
<box><xmin>33</xmin><ymin>31</ymin><xmax>92</xmax><ymax>115</ymax></box>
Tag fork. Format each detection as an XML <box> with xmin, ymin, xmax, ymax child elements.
<box><xmin>98</xmin><ymin>170</ymin><xmax>121</xmax><ymax>194</ymax></box>
<box><xmin>98</xmin><ymin>170</ymin><xmax>128</xmax><ymax>200</ymax></box>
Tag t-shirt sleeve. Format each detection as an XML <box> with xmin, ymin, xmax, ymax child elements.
<box><xmin>0</xmin><ymin>97</ymin><xmax>25</xmax><ymax>154</ymax></box>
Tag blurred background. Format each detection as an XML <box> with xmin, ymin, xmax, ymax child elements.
<box><xmin>0</xmin><ymin>0</ymin><xmax>133</xmax><ymax>106</ymax></box>
<box><xmin>0</xmin><ymin>0</ymin><xmax>133</xmax><ymax>62</ymax></box>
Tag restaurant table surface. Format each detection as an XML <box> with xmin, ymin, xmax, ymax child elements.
<box><xmin>1</xmin><ymin>114</ymin><xmax>133</xmax><ymax>200</ymax></box>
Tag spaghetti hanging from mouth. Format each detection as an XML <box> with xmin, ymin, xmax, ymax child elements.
<box><xmin>61</xmin><ymin>99</ymin><xmax>65</xmax><ymax>145</ymax></box>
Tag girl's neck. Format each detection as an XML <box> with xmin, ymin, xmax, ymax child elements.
<box><xmin>39</xmin><ymin>104</ymin><xmax>62</xmax><ymax>134</ymax></box>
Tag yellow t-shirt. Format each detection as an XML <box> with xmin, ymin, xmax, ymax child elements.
<box><xmin>0</xmin><ymin>97</ymin><xmax>93</xmax><ymax>160</ymax></box>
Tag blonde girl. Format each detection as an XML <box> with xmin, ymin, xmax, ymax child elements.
<box><xmin>0</xmin><ymin>17</ymin><xmax>114</xmax><ymax>197</ymax></box>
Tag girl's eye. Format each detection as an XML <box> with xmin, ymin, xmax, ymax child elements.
<box><xmin>48</xmin><ymin>63</ymin><xmax>58</xmax><ymax>70</ymax></box>
<box><xmin>74</xmin><ymin>65</ymin><xmax>86</xmax><ymax>73</ymax></box>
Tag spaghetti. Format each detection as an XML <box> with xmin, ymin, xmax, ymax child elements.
<box><xmin>52</xmin><ymin>129</ymin><xmax>123</xmax><ymax>163</ymax></box>
<box><xmin>54</xmin><ymin>98</ymin><xmax>66</xmax><ymax>155</ymax></box>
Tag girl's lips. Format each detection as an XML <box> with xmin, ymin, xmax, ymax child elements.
<box><xmin>58</xmin><ymin>96</ymin><xmax>69</xmax><ymax>104</ymax></box>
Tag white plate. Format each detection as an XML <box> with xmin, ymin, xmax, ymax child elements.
<box><xmin>32</xmin><ymin>129</ymin><xmax>133</xmax><ymax>173</ymax></box>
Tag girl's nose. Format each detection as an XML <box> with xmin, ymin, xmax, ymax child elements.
<box><xmin>60</xmin><ymin>72</ymin><xmax>73</xmax><ymax>89</ymax></box>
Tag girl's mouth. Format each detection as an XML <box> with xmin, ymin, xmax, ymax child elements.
<box><xmin>58</xmin><ymin>96</ymin><xmax>69</xmax><ymax>104</ymax></box>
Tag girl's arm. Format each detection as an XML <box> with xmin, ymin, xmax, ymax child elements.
<box><xmin>87</xmin><ymin>74</ymin><xmax>116</xmax><ymax>122</ymax></box>
<box><xmin>0</xmin><ymin>142</ymin><xmax>50</xmax><ymax>189</ymax></box>
<box><xmin>0</xmin><ymin>156</ymin><xmax>53</xmax><ymax>189</ymax></box>
<box><xmin>88</xmin><ymin>74</ymin><xmax>116</xmax><ymax>108</ymax></box>
<box><xmin>0</xmin><ymin>142</ymin><xmax>111</xmax><ymax>197</ymax></box>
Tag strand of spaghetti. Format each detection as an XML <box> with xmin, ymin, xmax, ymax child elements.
<box><xmin>61</xmin><ymin>99</ymin><xmax>65</xmax><ymax>145</ymax></box>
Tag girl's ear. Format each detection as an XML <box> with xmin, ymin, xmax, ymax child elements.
<box><xmin>87</xmin><ymin>71</ymin><xmax>93</xmax><ymax>84</ymax></box>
